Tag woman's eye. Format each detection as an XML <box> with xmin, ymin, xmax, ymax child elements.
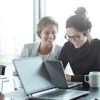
<box><xmin>45</xmin><ymin>32</ymin><xmax>49</xmax><ymax>35</ymax></box>
<box><xmin>74</xmin><ymin>36</ymin><xmax>80</xmax><ymax>38</ymax></box>
<box><xmin>52</xmin><ymin>31</ymin><xmax>56</xmax><ymax>34</ymax></box>
<box><xmin>68</xmin><ymin>36</ymin><xmax>72</xmax><ymax>38</ymax></box>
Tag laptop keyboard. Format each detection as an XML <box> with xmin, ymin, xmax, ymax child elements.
<box><xmin>38</xmin><ymin>89</ymin><xmax>73</xmax><ymax>97</ymax></box>
<box><xmin>67</xmin><ymin>82</ymin><xmax>73</xmax><ymax>85</ymax></box>
<box><xmin>67</xmin><ymin>82</ymin><xmax>82</xmax><ymax>88</ymax></box>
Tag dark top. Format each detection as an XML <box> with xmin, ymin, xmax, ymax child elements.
<box><xmin>58</xmin><ymin>39</ymin><xmax>100</xmax><ymax>82</ymax></box>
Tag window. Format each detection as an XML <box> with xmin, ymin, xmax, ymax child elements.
<box><xmin>0</xmin><ymin>0</ymin><xmax>33</xmax><ymax>61</ymax></box>
<box><xmin>0</xmin><ymin>0</ymin><xmax>33</xmax><ymax>75</ymax></box>
<box><xmin>46</xmin><ymin>0</ymin><xmax>100</xmax><ymax>46</ymax></box>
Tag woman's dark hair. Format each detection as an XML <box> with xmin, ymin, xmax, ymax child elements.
<box><xmin>66</xmin><ymin>7</ymin><xmax>92</xmax><ymax>32</ymax></box>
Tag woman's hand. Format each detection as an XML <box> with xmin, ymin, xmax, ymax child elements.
<box><xmin>66</xmin><ymin>74</ymin><xmax>71</xmax><ymax>82</ymax></box>
<box><xmin>0</xmin><ymin>92</ymin><xmax>4</xmax><ymax>100</ymax></box>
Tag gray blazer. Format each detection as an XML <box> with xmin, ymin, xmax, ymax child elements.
<box><xmin>13</xmin><ymin>42</ymin><xmax>62</xmax><ymax>76</ymax></box>
<box><xmin>20</xmin><ymin>42</ymin><xmax>62</xmax><ymax>60</ymax></box>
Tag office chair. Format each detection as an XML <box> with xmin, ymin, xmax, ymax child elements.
<box><xmin>0</xmin><ymin>65</ymin><xmax>6</xmax><ymax>92</ymax></box>
<box><xmin>0</xmin><ymin>65</ymin><xmax>6</xmax><ymax>75</ymax></box>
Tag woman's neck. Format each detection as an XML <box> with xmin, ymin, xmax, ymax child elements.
<box><xmin>38</xmin><ymin>43</ymin><xmax>52</xmax><ymax>55</ymax></box>
<box><xmin>83</xmin><ymin>36</ymin><xmax>88</xmax><ymax>44</ymax></box>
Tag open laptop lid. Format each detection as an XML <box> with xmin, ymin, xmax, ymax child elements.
<box><xmin>44</xmin><ymin>60</ymin><xmax>68</xmax><ymax>89</ymax></box>
<box><xmin>13</xmin><ymin>56</ymin><xmax>55</xmax><ymax>96</ymax></box>
<box><xmin>44</xmin><ymin>60</ymin><xmax>82</xmax><ymax>89</ymax></box>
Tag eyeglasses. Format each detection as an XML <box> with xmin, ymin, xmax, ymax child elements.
<box><xmin>65</xmin><ymin>31</ymin><xmax>84</xmax><ymax>41</ymax></box>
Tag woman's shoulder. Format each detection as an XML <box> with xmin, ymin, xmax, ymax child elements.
<box><xmin>91</xmin><ymin>39</ymin><xmax>100</xmax><ymax>45</ymax></box>
<box><xmin>24</xmin><ymin>42</ymin><xmax>40</xmax><ymax>47</ymax></box>
<box><xmin>90</xmin><ymin>39</ymin><xmax>100</xmax><ymax>48</ymax></box>
<box><xmin>62</xmin><ymin>41</ymin><xmax>73</xmax><ymax>48</ymax></box>
<box><xmin>53</xmin><ymin>44</ymin><xmax>62</xmax><ymax>49</ymax></box>
<box><xmin>52</xmin><ymin>44</ymin><xmax>62</xmax><ymax>54</ymax></box>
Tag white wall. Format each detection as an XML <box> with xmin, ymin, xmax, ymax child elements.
<box><xmin>46</xmin><ymin>0</ymin><xmax>100</xmax><ymax>46</ymax></box>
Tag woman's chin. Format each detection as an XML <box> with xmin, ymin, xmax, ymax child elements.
<box><xmin>47</xmin><ymin>41</ymin><xmax>54</xmax><ymax>45</ymax></box>
<box><xmin>74</xmin><ymin>44</ymin><xmax>80</xmax><ymax>48</ymax></box>
<box><xmin>47</xmin><ymin>43</ymin><xmax>53</xmax><ymax>47</ymax></box>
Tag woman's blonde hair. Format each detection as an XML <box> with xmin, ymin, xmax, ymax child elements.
<box><xmin>37</xmin><ymin>16</ymin><xmax>58</xmax><ymax>38</ymax></box>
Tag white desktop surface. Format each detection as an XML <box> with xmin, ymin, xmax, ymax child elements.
<box><xmin>5</xmin><ymin>89</ymin><xmax>28</xmax><ymax>100</ymax></box>
<box><xmin>0</xmin><ymin>75</ymin><xmax>27</xmax><ymax>99</ymax></box>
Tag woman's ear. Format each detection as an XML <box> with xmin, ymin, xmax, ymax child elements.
<box><xmin>85</xmin><ymin>29</ymin><xmax>90</xmax><ymax>35</ymax></box>
<box><xmin>85</xmin><ymin>29</ymin><xmax>92</xmax><ymax>43</ymax></box>
<box><xmin>38</xmin><ymin>32</ymin><xmax>41</xmax><ymax>38</ymax></box>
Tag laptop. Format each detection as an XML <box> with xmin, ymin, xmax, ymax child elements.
<box><xmin>13</xmin><ymin>56</ymin><xmax>89</xmax><ymax>100</ymax></box>
<box><xmin>44</xmin><ymin>60</ymin><xmax>82</xmax><ymax>88</ymax></box>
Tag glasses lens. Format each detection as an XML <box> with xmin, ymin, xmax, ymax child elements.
<box><xmin>65</xmin><ymin>32</ymin><xmax>82</xmax><ymax>41</ymax></box>
<box><xmin>73</xmin><ymin>35</ymin><xmax>80</xmax><ymax>41</ymax></box>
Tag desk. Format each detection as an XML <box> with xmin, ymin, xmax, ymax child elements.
<box><xmin>5</xmin><ymin>85</ymin><xmax>100</xmax><ymax>100</ymax></box>
<box><xmin>1</xmin><ymin>75</ymin><xmax>23</xmax><ymax>100</ymax></box>
<box><xmin>1</xmin><ymin>76</ymin><xmax>15</xmax><ymax>93</ymax></box>
<box><xmin>3</xmin><ymin>77</ymin><xmax>100</xmax><ymax>100</ymax></box>
<box><xmin>0</xmin><ymin>75</ymin><xmax>22</xmax><ymax>94</ymax></box>
<box><xmin>72</xmin><ymin>85</ymin><xmax>100</xmax><ymax>100</ymax></box>
<box><xmin>27</xmin><ymin>86</ymin><xmax>100</xmax><ymax>100</ymax></box>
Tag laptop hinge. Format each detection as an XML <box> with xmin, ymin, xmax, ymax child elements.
<box><xmin>32</xmin><ymin>88</ymin><xmax>57</xmax><ymax>96</ymax></box>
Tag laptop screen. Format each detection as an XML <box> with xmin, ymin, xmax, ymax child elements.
<box><xmin>13</xmin><ymin>56</ymin><xmax>54</xmax><ymax>95</ymax></box>
<box><xmin>44</xmin><ymin>60</ymin><xmax>68</xmax><ymax>89</ymax></box>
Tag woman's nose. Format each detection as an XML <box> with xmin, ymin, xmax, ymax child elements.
<box><xmin>48</xmin><ymin>33</ymin><xmax>54</xmax><ymax>38</ymax></box>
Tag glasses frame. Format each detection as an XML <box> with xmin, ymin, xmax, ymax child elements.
<box><xmin>65</xmin><ymin>31</ymin><xmax>84</xmax><ymax>41</ymax></box>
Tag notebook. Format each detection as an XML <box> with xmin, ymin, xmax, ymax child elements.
<box><xmin>13</xmin><ymin>56</ymin><xmax>89</xmax><ymax>100</ymax></box>
<box><xmin>44</xmin><ymin>60</ymin><xmax>82</xmax><ymax>88</ymax></box>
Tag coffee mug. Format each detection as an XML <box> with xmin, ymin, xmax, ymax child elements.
<box><xmin>84</xmin><ymin>71</ymin><xmax>100</xmax><ymax>88</ymax></box>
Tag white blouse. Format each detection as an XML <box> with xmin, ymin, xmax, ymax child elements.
<box><xmin>37</xmin><ymin>52</ymin><xmax>51</xmax><ymax>60</ymax></box>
